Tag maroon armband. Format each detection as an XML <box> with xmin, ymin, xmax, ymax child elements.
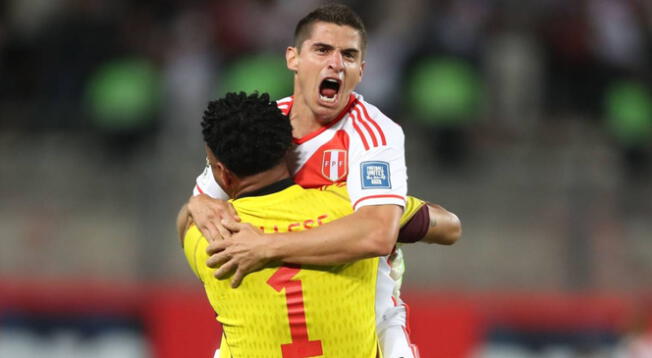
<box><xmin>397</xmin><ymin>204</ymin><xmax>429</xmax><ymax>243</ymax></box>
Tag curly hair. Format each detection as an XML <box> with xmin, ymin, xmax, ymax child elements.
<box><xmin>201</xmin><ymin>92</ymin><xmax>293</xmax><ymax>177</ymax></box>
<box><xmin>294</xmin><ymin>3</ymin><xmax>367</xmax><ymax>55</ymax></box>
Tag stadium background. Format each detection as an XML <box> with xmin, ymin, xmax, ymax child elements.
<box><xmin>1</xmin><ymin>0</ymin><xmax>651</xmax><ymax>357</ymax></box>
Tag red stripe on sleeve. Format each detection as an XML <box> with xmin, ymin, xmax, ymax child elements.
<box><xmin>353</xmin><ymin>194</ymin><xmax>405</xmax><ymax>210</ymax></box>
<box><xmin>351</xmin><ymin>113</ymin><xmax>370</xmax><ymax>150</ymax></box>
<box><xmin>359</xmin><ymin>102</ymin><xmax>387</xmax><ymax>146</ymax></box>
<box><xmin>353</xmin><ymin>105</ymin><xmax>378</xmax><ymax>147</ymax></box>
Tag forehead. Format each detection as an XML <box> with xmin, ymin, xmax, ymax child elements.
<box><xmin>303</xmin><ymin>21</ymin><xmax>362</xmax><ymax>50</ymax></box>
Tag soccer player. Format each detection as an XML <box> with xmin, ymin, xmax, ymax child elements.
<box><xmin>182</xmin><ymin>4</ymin><xmax>461</xmax><ymax>357</ymax></box>
<box><xmin>179</xmin><ymin>92</ymin><xmax>430</xmax><ymax>357</ymax></box>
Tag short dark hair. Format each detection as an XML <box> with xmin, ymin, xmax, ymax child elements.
<box><xmin>201</xmin><ymin>92</ymin><xmax>293</xmax><ymax>177</ymax></box>
<box><xmin>294</xmin><ymin>3</ymin><xmax>367</xmax><ymax>55</ymax></box>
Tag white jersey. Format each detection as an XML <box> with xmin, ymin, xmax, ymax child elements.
<box><xmin>194</xmin><ymin>92</ymin><xmax>417</xmax><ymax>357</ymax></box>
<box><xmin>195</xmin><ymin>92</ymin><xmax>407</xmax><ymax>209</ymax></box>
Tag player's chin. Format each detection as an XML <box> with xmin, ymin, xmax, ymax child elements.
<box><xmin>313</xmin><ymin>104</ymin><xmax>339</xmax><ymax>121</ymax></box>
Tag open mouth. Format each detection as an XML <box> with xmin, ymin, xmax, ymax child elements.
<box><xmin>319</xmin><ymin>78</ymin><xmax>341</xmax><ymax>103</ymax></box>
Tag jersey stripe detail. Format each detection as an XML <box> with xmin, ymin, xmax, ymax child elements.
<box><xmin>195</xmin><ymin>184</ymin><xmax>205</xmax><ymax>195</ymax></box>
<box><xmin>353</xmin><ymin>194</ymin><xmax>405</xmax><ymax>210</ymax></box>
<box><xmin>351</xmin><ymin>112</ymin><xmax>370</xmax><ymax>150</ymax></box>
<box><xmin>292</xmin><ymin>94</ymin><xmax>357</xmax><ymax>144</ymax></box>
<box><xmin>276</xmin><ymin>98</ymin><xmax>293</xmax><ymax>116</ymax></box>
<box><xmin>293</xmin><ymin>116</ymin><xmax>344</xmax><ymax>145</ymax></box>
<box><xmin>353</xmin><ymin>105</ymin><xmax>378</xmax><ymax>148</ymax></box>
<box><xmin>358</xmin><ymin>102</ymin><xmax>387</xmax><ymax>146</ymax></box>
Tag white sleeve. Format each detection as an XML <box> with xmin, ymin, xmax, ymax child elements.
<box><xmin>347</xmin><ymin>123</ymin><xmax>407</xmax><ymax>211</ymax></box>
<box><xmin>192</xmin><ymin>165</ymin><xmax>229</xmax><ymax>200</ymax></box>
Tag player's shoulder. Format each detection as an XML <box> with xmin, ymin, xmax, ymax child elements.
<box><xmin>276</xmin><ymin>96</ymin><xmax>293</xmax><ymax>115</ymax></box>
<box><xmin>352</xmin><ymin>93</ymin><xmax>400</xmax><ymax>128</ymax></box>
<box><xmin>347</xmin><ymin>93</ymin><xmax>404</xmax><ymax>149</ymax></box>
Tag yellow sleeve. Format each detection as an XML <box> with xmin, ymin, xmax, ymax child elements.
<box><xmin>400</xmin><ymin>195</ymin><xmax>426</xmax><ymax>227</ymax></box>
<box><xmin>183</xmin><ymin>225</ymin><xmax>210</xmax><ymax>282</ymax></box>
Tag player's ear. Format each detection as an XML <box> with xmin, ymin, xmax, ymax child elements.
<box><xmin>358</xmin><ymin>60</ymin><xmax>366</xmax><ymax>83</ymax></box>
<box><xmin>286</xmin><ymin>46</ymin><xmax>299</xmax><ymax>72</ymax></box>
<box><xmin>216</xmin><ymin>162</ymin><xmax>233</xmax><ymax>188</ymax></box>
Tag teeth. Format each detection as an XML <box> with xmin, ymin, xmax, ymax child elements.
<box><xmin>325</xmin><ymin>78</ymin><xmax>339</xmax><ymax>84</ymax></box>
<box><xmin>320</xmin><ymin>94</ymin><xmax>338</xmax><ymax>103</ymax></box>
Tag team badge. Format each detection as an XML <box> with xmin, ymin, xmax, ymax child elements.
<box><xmin>361</xmin><ymin>161</ymin><xmax>391</xmax><ymax>189</ymax></box>
<box><xmin>321</xmin><ymin>149</ymin><xmax>348</xmax><ymax>181</ymax></box>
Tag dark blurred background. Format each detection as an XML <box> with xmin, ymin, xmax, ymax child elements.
<box><xmin>1</xmin><ymin>0</ymin><xmax>651</xmax><ymax>357</ymax></box>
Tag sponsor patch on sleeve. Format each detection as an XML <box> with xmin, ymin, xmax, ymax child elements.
<box><xmin>361</xmin><ymin>161</ymin><xmax>391</xmax><ymax>189</ymax></box>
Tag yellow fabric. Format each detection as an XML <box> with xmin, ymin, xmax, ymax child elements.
<box><xmin>184</xmin><ymin>184</ymin><xmax>424</xmax><ymax>358</ymax></box>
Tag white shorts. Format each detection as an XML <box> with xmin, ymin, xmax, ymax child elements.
<box><xmin>377</xmin><ymin>303</ymin><xmax>420</xmax><ymax>358</ymax></box>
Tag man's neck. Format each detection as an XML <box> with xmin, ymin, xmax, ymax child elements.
<box><xmin>289</xmin><ymin>93</ymin><xmax>326</xmax><ymax>138</ymax></box>
<box><xmin>232</xmin><ymin>165</ymin><xmax>292</xmax><ymax>199</ymax></box>
<box><xmin>290</xmin><ymin>90</ymin><xmax>350</xmax><ymax>138</ymax></box>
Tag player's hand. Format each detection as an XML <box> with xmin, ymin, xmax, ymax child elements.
<box><xmin>187</xmin><ymin>194</ymin><xmax>240</xmax><ymax>242</ymax></box>
<box><xmin>206</xmin><ymin>218</ymin><xmax>272</xmax><ymax>288</ymax></box>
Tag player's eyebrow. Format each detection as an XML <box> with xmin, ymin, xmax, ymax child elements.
<box><xmin>312</xmin><ymin>42</ymin><xmax>335</xmax><ymax>50</ymax></box>
<box><xmin>312</xmin><ymin>42</ymin><xmax>360</xmax><ymax>57</ymax></box>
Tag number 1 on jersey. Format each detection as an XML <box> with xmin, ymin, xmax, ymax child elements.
<box><xmin>267</xmin><ymin>265</ymin><xmax>323</xmax><ymax>358</ymax></box>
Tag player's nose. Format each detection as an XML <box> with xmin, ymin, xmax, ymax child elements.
<box><xmin>327</xmin><ymin>51</ymin><xmax>344</xmax><ymax>71</ymax></box>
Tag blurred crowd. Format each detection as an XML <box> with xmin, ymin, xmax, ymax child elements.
<box><xmin>1</xmin><ymin>0</ymin><xmax>650</xmax><ymax>165</ymax></box>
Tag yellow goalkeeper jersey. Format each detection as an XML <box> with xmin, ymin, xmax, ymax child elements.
<box><xmin>184</xmin><ymin>181</ymin><xmax>425</xmax><ymax>358</ymax></box>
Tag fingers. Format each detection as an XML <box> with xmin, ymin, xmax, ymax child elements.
<box><xmin>221</xmin><ymin>217</ymin><xmax>247</xmax><ymax>233</ymax></box>
<box><xmin>206</xmin><ymin>250</ymin><xmax>230</xmax><ymax>268</ymax></box>
<box><xmin>227</xmin><ymin>202</ymin><xmax>241</xmax><ymax>222</ymax></box>
<box><xmin>231</xmin><ymin>269</ymin><xmax>245</xmax><ymax>288</ymax></box>
<box><xmin>214</xmin><ymin>260</ymin><xmax>236</xmax><ymax>280</ymax></box>
<box><xmin>188</xmin><ymin>195</ymin><xmax>241</xmax><ymax>239</ymax></box>
<box><xmin>216</xmin><ymin>222</ymin><xmax>232</xmax><ymax>240</ymax></box>
<box><xmin>199</xmin><ymin>222</ymin><xmax>221</xmax><ymax>242</ymax></box>
<box><xmin>206</xmin><ymin>239</ymin><xmax>227</xmax><ymax>255</ymax></box>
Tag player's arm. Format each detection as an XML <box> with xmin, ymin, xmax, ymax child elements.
<box><xmin>398</xmin><ymin>202</ymin><xmax>461</xmax><ymax>245</ymax></box>
<box><xmin>274</xmin><ymin>204</ymin><xmax>401</xmax><ymax>261</ymax></box>
<box><xmin>423</xmin><ymin>203</ymin><xmax>461</xmax><ymax>245</ymax></box>
<box><xmin>209</xmin><ymin>200</ymin><xmax>460</xmax><ymax>277</ymax></box>
<box><xmin>177</xmin><ymin>203</ymin><xmax>191</xmax><ymax>247</ymax></box>
<box><xmin>209</xmin><ymin>204</ymin><xmax>402</xmax><ymax>287</ymax></box>
<box><xmin>178</xmin><ymin>164</ymin><xmax>240</xmax><ymax>242</ymax></box>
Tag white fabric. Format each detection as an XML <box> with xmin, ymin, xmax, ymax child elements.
<box><xmin>389</xmin><ymin>245</ymin><xmax>406</xmax><ymax>298</ymax></box>
<box><xmin>344</xmin><ymin>98</ymin><xmax>407</xmax><ymax>210</ymax></box>
<box><xmin>377</xmin><ymin>300</ymin><xmax>417</xmax><ymax>358</ymax></box>
<box><xmin>193</xmin><ymin>164</ymin><xmax>228</xmax><ymax>199</ymax></box>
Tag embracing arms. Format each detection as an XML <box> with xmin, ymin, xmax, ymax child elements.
<box><xmin>180</xmin><ymin>194</ymin><xmax>461</xmax><ymax>287</ymax></box>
